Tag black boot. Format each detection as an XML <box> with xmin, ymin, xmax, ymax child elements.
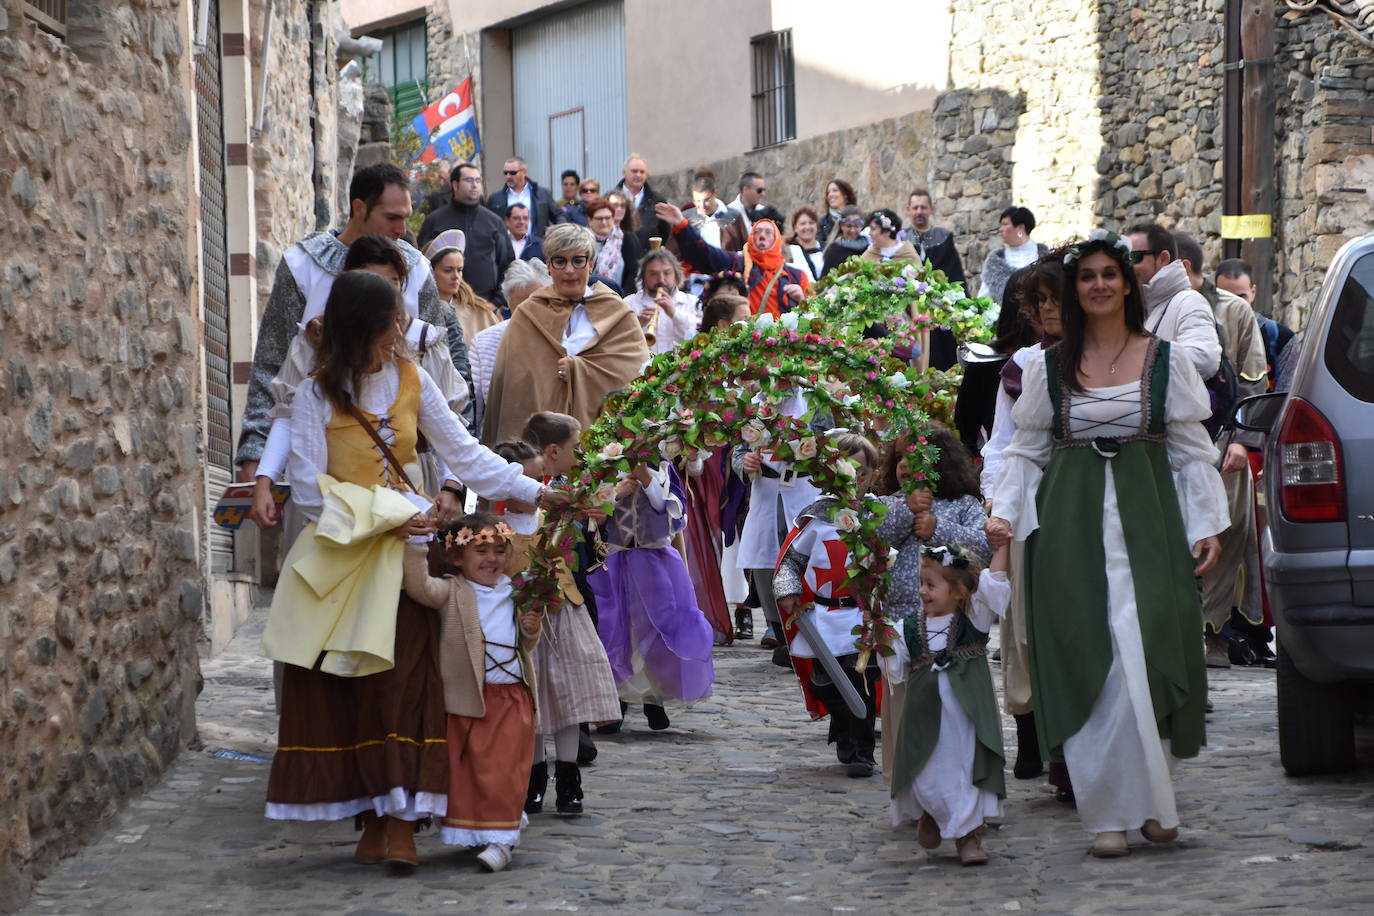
<box><xmin>734</xmin><ymin>607</ymin><xmax>754</xmax><ymax>640</ymax></box>
<box><xmin>644</xmin><ymin>703</ymin><xmax>670</xmax><ymax>730</ymax></box>
<box><xmin>577</xmin><ymin>723</ymin><xmax>598</xmax><ymax>764</ymax></box>
<box><xmin>1013</xmin><ymin>713</ymin><xmax>1044</xmax><ymax>779</ymax></box>
<box><xmin>524</xmin><ymin>761</ymin><xmax>547</xmax><ymax>814</ymax></box>
<box><xmin>554</xmin><ymin>760</ymin><xmax>583</xmax><ymax>816</ymax></box>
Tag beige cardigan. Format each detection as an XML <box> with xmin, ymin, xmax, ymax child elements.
<box><xmin>402</xmin><ymin>545</ymin><xmax>539</xmax><ymax>718</ymax></box>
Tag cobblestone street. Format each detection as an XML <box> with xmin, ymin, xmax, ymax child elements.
<box><xmin>20</xmin><ymin>607</ymin><xmax>1374</xmax><ymax>915</ymax></box>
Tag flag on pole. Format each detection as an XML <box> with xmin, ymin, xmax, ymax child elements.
<box><xmin>410</xmin><ymin>78</ymin><xmax>481</xmax><ymax>165</ymax></box>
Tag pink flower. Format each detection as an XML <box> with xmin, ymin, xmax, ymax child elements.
<box><xmin>690</xmin><ymin>350</ymin><xmax>703</xmax><ymax>359</ymax></box>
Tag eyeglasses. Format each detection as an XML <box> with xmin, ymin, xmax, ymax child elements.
<box><xmin>580</xmin><ymin>186</ymin><xmax>599</xmax><ymax>194</ymax></box>
<box><xmin>549</xmin><ymin>255</ymin><xmax>590</xmax><ymax>270</ymax></box>
<box><xmin>589</xmin><ymin>213</ymin><xmax>615</xmax><ymax>222</ymax></box>
<box><xmin>1128</xmin><ymin>250</ymin><xmax>1161</xmax><ymax>263</ymax></box>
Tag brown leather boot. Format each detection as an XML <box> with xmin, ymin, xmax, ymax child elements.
<box><xmin>355</xmin><ymin>811</ymin><xmax>387</xmax><ymax>864</ymax></box>
<box><xmin>915</xmin><ymin>813</ymin><xmax>941</xmax><ymax>850</ymax></box>
<box><xmin>956</xmin><ymin>828</ymin><xmax>988</xmax><ymax>865</ymax></box>
<box><xmin>382</xmin><ymin>816</ymin><xmax>419</xmax><ymax>866</ymax></box>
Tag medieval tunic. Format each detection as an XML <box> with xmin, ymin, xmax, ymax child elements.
<box><xmin>773</xmin><ymin>498</ymin><xmax>881</xmax><ymax>762</ymax></box>
<box><xmin>402</xmin><ymin>549</ymin><xmax>537</xmax><ymax>848</ymax></box>
<box><xmin>992</xmin><ymin>340</ymin><xmax>1227</xmax><ymax>834</ymax></box>
<box><xmin>265</xmin><ymin>359</ymin><xmax>541</xmax><ymax>823</ymax></box>
<box><xmin>588</xmin><ymin>464</ymin><xmax>716</xmax><ymax>705</ymax></box>
<box><xmin>887</xmin><ymin>569</ymin><xmax>1009</xmax><ymax>840</ymax></box>
<box><xmin>480</xmin><ymin>282</ymin><xmax>649</xmax><ymax>445</ymax></box>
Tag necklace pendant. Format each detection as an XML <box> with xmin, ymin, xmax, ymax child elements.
<box><xmin>1110</xmin><ymin>364</ymin><xmax>1117</xmax><ymax>374</ymax></box>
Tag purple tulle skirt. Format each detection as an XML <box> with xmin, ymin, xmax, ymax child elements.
<box><xmin>588</xmin><ymin>546</ymin><xmax>715</xmax><ymax>703</ymax></box>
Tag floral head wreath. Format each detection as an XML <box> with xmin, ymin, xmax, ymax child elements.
<box><xmin>445</xmin><ymin>521</ymin><xmax>515</xmax><ymax>550</ymax></box>
<box><xmin>921</xmin><ymin>544</ymin><xmax>971</xmax><ymax>569</ymax></box>
<box><xmin>1064</xmin><ymin>228</ymin><xmax>1134</xmax><ymax>268</ymax></box>
<box><xmin>869</xmin><ymin>210</ymin><xmax>898</xmax><ymax>235</ymax></box>
<box><xmin>713</xmin><ymin>269</ymin><xmax>741</xmax><ymax>280</ymax></box>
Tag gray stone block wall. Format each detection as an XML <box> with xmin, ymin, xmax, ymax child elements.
<box><xmin>650</xmin><ymin>111</ymin><xmax>935</xmax><ymax>245</ymax></box>
<box><xmin>0</xmin><ymin>2</ymin><xmax>203</xmax><ymax>907</ymax></box>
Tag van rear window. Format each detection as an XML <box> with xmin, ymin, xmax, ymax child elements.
<box><xmin>1324</xmin><ymin>252</ymin><xmax>1374</xmax><ymax>403</ymax></box>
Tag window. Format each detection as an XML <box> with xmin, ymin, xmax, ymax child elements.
<box><xmin>364</xmin><ymin>18</ymin><xmax>429</xmax><ymax>122</ymax></box>
<box><xmin>24</xmin><ymin>0</ymin><xmax>68</xmax><ymax>38</ymax></box>
<box><xmin>1324</xmin><ymin>252</ymin><xmax>1374</xmax><ymax>403</ymax></box>
<box><xmin>750</xmin><ymin>29</ymin><xmax>795</xmax><ymax>149</ymax></box>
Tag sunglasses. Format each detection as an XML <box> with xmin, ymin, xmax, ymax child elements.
<box><xmin>1128</xmin><ymin>250</ymin><xmax>1161</xmax><ymax>263</ymax></box>
<box><xmin>503</xmin><ymin>170</ymin><xmax>522</xmax><ymax>176</ymax></box>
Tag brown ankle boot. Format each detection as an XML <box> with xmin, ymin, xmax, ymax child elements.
<box><xmin>355</xmin><ymin>811</ymin><xmax>387</xmax><ymax>864</ymax></box>
<box><xmin>382</xmin><ymin>815</ymin><xmax>418</xmax><ymax>866</ymax></box>
<box><xmin>956</xmin><ymin>828</ymin><xmax>988</xmax><ymax>866</ymax></box>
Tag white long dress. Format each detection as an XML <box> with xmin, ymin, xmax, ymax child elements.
<box><xmin>991</xmin><ymin>345</ymin><xmax>1227</xmax><ymax>834</ymax></box>
<box><xmin>886</xmin><ymin>569</ymin><xmax>1010</xmax><ymax>839</ymax></box>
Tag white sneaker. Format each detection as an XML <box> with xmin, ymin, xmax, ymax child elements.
<box><xmin>477</xmin><ymin>842</ymin><xmax>512</xmax><ymax>872</ymax></box>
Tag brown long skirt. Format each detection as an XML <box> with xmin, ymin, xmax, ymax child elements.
<box><xmin>265</xmin><ymin>593</ymin><xmax>449</xmax><ymax>820</ymax></box>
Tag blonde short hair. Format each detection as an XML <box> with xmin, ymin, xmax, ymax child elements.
<box><xmin>543</xmin><ymin>223</ymin><xmax>597</xmax><ymax>261</ymax></box>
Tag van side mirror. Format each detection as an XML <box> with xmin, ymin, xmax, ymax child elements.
<box><xmin>1234</xmin><ymin>391</ymin><xmax>1287</xmax><ymax>433</ymax></box>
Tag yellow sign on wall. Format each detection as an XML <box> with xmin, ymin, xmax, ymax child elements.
<box><xmin>1221</xmin><ymin>214</ymin><xmax>1273</xmax><ymax>239</ymax></box>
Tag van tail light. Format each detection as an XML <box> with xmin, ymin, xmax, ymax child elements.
<box><xmin>1276</xmin><ymin>397</ymin><xmax>1345</xmax><ymax>523</ymax></box>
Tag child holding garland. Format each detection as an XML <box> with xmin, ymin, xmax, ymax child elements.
<box><xmin>873</xmin><ymin>424</ymin><xmax>992</xmax><ymax>778</ymax></box>
<box><xmin>773</xmin><ymin>432</ymin><xmax>884</xmax><ymax>778</ymax></box>
<box><xmin>885</xmin><ymin>542</ymin><xmax>1009</xmax><ymax>866</ymax></box>
<box><xmin>588</xmin><ymin>460</ymin><xmax>717</xmax><ymax>730</ymax></box>
<box><xmin>400</xmin><ymin>512</ymin><xmax>541</xmax><ymax>873</ymax></box>
<box><xmin>514</xmin><ymin>413</ymin><xmax>622</xmax><ymax>816</ymax></box>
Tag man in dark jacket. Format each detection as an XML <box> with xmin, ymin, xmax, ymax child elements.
<box><xmin>898</xmin><ymin>189</ymin><xmax>967</xmax><ymax>369</ymax></box>
<box><xmin>615</xmin><ymin>154</ymin><xmax>670</xmax><ymax>250</ymax></box>
<box><xmin>419</xmin><ymin>162</ymin><xmax>515</xmax><ymax>307</ymax></box>
<box><xmin>485</xmin><ymin>157</ymin><xmax>562</xmax><ymax>237</ymax></box>
<box><xmin>506</xmin><ymin>204</ymin><xmax>545</xmax><ymax>262</ymax></box>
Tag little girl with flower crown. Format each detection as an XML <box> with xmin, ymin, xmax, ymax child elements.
<box><xmin>401</xmin><ymin>512</ymin><xmax>541</xmax><ymax>874</ymax></box>
<box><xmin>773</xmin><ymin>432</ymin><xmax>885</xmax><ymax>778</ymax></box>
<box><xmin>885</xmin><ymin>541</ymin><xmax>1009</xmax><ymax>867</ymax></box>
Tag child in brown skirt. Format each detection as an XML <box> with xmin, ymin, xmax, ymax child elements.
<box><xmin>402</xmin><ymin>512</ymin><xmax>541</xmax><ymax>873</ymax></box>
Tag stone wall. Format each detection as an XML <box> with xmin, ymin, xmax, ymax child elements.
<box><xmin>941</xmin><ymin>0</ymin><xmax>1104</xmax><ymax>294</ymax></box>
<box><xmin>1274</xmin><ymin>15</ymin><xmax>1374</xmax><ymax>328</ymax></box>
<box><xmin>251</xmin><ymin>0</ymin><xmax>318</xmax><ymax>285</ymax></box>
<box><xmin>933</xmin><ymin>0</ymin><xmax>1374</xmax><ymax>327</ymax></box>
<box><xmin>650</xmin><ymin>110</ymin><xmax>934</xmax><ymax>241</ymax></box>
<box><xmin>0</xmin><ymin>1</ymin><xmax>204</xmax><ymax>907</ymax></box>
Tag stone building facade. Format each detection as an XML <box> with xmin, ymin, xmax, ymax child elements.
<box><xmin>0</xmin><ymin>0</ymin><xmax>354</xmax><ymax>909</ymax></box>
<box><xmin>0</xmin><ymin>1</ymin><xmax>205</xmax><ymax>906</ymax></box>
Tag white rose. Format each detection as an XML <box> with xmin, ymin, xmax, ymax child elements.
<box><xmin>597</xmin><ymin>442</ymin><xmax>626</xmax><ymax>461</ymax></box>
<box><xmin>887</xmin><ymin>371</ymin><xmax>912</xmax><ymax>389</ymax></box>
<box><xmin>755</xmin><ymin>313</ymin><xmax>776</xmax><ymax>329</ymax></box>
<box><xmin>660</xmin><ymin>438</ymin><xmax>684</xmax><ymax>459</ymax></box>
<box><xmin>834</xmin><ymin>508</ymin><xmax>860</xmax><ymax>532</ymax></box>
<box><xmin>794</xmin><ymin>437</ymin><xmax>818</xmax><ymax>460</ymax></box>
<box><xmin>779</xmin><ymin>312</ymin><xmax>800</xmax><ymax>330</ymax></box>
<box><xmin>833</xmin><ymin>458</ymin><xmax>857</xmax><ymax>478</ymax></box>
<box><xmin>740</xmin><ymin>419</ymin><xmax>770</xmax><ymax>448</ymax></box>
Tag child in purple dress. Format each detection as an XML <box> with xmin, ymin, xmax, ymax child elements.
<box><xmin>589</xmin><ymin>462</ymin><xmax>716</xmax><ymax>730</ymax></box>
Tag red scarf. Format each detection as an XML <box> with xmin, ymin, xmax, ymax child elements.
<box><xmin>746</xmin><ymin>220</ymin><xmax>789</xmax><ymax>317</ymax></box>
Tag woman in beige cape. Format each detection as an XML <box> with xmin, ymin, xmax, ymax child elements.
<box><xmin>481</xmin><ymin>223</ymin><xmax>651</xmax><ymax>445</ymax></box>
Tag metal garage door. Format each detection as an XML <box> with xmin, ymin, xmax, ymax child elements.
<box><xmin>512</xmin><ymin>0</ymin><xmax>627</xmax><ymax>190</ymax></box>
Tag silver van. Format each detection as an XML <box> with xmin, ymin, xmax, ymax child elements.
<box><xmin>1238</xmin><ymin>231</ymin><xmax>1374</xmax><ymax>777</ymax></box>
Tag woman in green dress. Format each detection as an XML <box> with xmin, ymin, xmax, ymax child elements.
<box><xmin>985</xmin><ymin>230</ymin><xmax>1225</xmax><ymax>859</ymax></box>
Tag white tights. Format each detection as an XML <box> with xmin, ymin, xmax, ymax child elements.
<box><xmin>531</xmin><ymin>724</ymin><xmax>581</xmax><ymax>764</ymax></box>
